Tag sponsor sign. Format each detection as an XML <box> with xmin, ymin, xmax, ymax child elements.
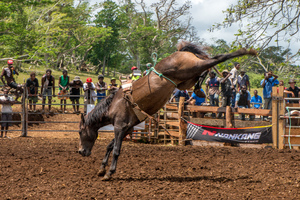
<box><xmin>186</xmin><ymin>122</ymin><xmax>272</xmax><ymax>144</ymax></box>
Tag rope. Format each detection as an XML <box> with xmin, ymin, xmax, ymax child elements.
<box><xmin>146</xmin><ymin>67</ymin><xmax>177</xmax><ymax>87</ymax></box>
<box><xmin>286</xmin><ymin>107</ymin><xmax>292</xmax><ymax>149</ymax></box>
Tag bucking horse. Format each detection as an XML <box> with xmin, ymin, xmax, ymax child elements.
<box><xmin>78</xmin><ymin>41</ymin><xmax>257</xmax><ymax>180</ymax></box>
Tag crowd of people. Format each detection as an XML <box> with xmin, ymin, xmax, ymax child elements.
<box><xmin>0</xmin><ymin>59</ymin><xmax>299</xmax><ymax>137</ymax></box>
<box><xmin>170</xmin><ymin>62</ymin><xmax>300</xmax><ymax>121</ymax></box>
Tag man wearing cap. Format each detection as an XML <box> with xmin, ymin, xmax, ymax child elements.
<box><xmin>284</xmin><ymin>79</ymin><xmax>300</xmax><ymax>104</ymax></box>
<box><xmin>230</xmin><ymin>62</ymin><xmax>240</xmax><ymax>107</ymax></box>
<box><xmin>95</xmin><ymin>75</ymin><xmax>107</xmax><ymax>104</ymax></box>
<box><xmin>237</xmin><ymin>70</ymin><xmax>250</xmax><ymax>92</ymax></box>
<box><xmin>217</xmin><ymin>69</ymin><xmax>232</xmax><ymax>118</ymax></box>
<box><xmin>1</xmin><ymin>60</ymin><xmax>23</xmax><ymax>100</ymax></box>
<box><xmin>261</xmin><ymin>71</ymin><xmax>279</xmax><ymax>120</ymax></box>
<box><xmin>128</xmin><ymin>66</ymin><xmax>140</xmax><ymax>81</ymax></box>
<box><xmin>83</xmin><ymin>78</ymin><xmax>96</xmax><ymax>114</ymax></box>
<box><xmin>143</xmin><ymin>63</ymin><xmax>152</xmax><ymax>76</ymax></box>
<box><xmin>108</xmin><ymin>78</ymin><xmax>119</xmax><ymax>94</ymax></box>
<box><xmin>69</xmin><ymin>76</ymin><xmax>83</xmax><ymax>114</ymax></box>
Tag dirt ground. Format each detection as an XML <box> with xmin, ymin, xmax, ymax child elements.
<box><xmin>0</xmin><ymin>121</ymin><xmax>299</xmax><ymax>200</ymax></box>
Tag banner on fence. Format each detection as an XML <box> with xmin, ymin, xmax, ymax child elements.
<box><xmin>186</xmin><ymin>122</ymin><xmax>272</xmax><ymax>144</ymax></box>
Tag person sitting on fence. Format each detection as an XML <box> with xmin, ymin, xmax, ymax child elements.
<box><xmin>0</xmin><ymin>88</ymin><xmax>18</xmax><ymax>138</ymax></box>
<box><xmin>237</xmin><ymin>69</ymin><xmax>250</xmax><ymax>92</ymax></box>
<box><xmin>205</xmin><ymin>70</ymin><xmax>220</xmax><ymax>118</ymax></box>
<box><xmin>41</xmin><ymin>69</ymin><xmax>55</xmax><ymax>113</ymax></box>
<box><xmin>143</xmin><ymin>63</ymin><xmax>152</xmax><ymax>76</ymax></box>
<box><xmin>58</xmin><ymin>70</ymin><xmax>70</xmax><ymax>113</ymax></box>
<box><xmin>69</xmin><ymin>76</ymin><xmax>83</xmax><ymax>114</ymax></box>
<box><xmin>0</xmin><ymin>60</ymin><xmax>23</xmax><ymax>101</ymax></box>
<box><xmin>277</xmin><ymin>80</ymin><xmax>287</xmax><ymax>93</ymax></box>
<box><xmin>128</xmin><ymin>66</ymin><xmax>141</xmax><ymax>81</ymax></box>
<box><xmin>250</xmin><ymin>90</ymin><xmax>262</xmax><ymax>109</ymax></box>
<box><xmin>26</xmin><ymin>72</ymin><xmax>39</xmax><ymax>112</ymax></box>
<box><xmin>169</xmin><ymin>90</ymin><xmax>189</xmax><ymax>105</ymax></box>
<box><xmin>83</xmin><ymin>78</ymin><xmax>96</xmax><ymax>114</ymax></box>
<box><xmin>108</xmin><ymin>78</ymin><xmax>119</xmax><ymax>94</ymax></box>
<box><xmin>261</xmin><ymin>71</ymin><xmax>279</xmax><ymax>121</ymax></box>
<box><xmin>187</xmin><ymin>86</ymin><xmax>206</xmax><ymax>106</ymax></box>
<box><xmin>284</xmin><ymin>79</ymin><xmax>300</xmax><ymax>104</ymax></box>
<box><xmin>235</xmin><ymin>85</ymin><xmax>253</xmax><ymax>120</ymax></box>
<box><xmin>95</xmin><ymin>74</ymin><xmax>107</xmax><ymax>104</ymax></box>
<box><xmin>217</xmin><ymin>69</ymin><xmax>232</xmax><ymax>118</ymax></box>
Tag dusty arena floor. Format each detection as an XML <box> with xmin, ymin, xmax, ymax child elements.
<box><xmin>0</xmin><ymin>128</ymin><xmax>299</xmax><ymax>200</ymax></box>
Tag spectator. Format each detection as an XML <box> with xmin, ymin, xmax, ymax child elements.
<box><xmin>108</xmin><ymin>78</ymin><xmax>119</xmax><ymax>94</ymax></box>
<box><xmin>69</xmin><ymin>76</ymin><xmax>83</xmax><ymax>114</ymax></box>
<box><xmin>58</xmin><ymin>70</ymin><xmax>70</xmax><ymax>113</ymax></box>
<box><xmin>95</xmin><ymin>74</ymin><xmax>107</xmax><ymax>104</ymax></box>
<box><xmin>83</xmin><ymin>78</ymin><xmax>96</xmax><ymax>114</ymax></box>
<box><xmin>237</xmin><ymin>70</ymin><xmax>250</xmax><ymax>92</ymax></box>
<box><xmin>187</xmin><ymin>86</ymin><xmax>206</xmax><ymax>106</ymax></box>
<box><xmin>26</xmin><ymin>72</ymin><xmax>39</xmax><ymax>112</ymax></box>
<box><xmin>170</xmin><ymin>89</ymin><xmax>189</xmax><ymax>103</ymax></box>
<box><xmin>261</xmin><ymin>71</ymin><xmax>279</xmax><ymax>120</ymax></box>
<box><xmin>0</xmin><ymin>60</ymin><xmax>23</xmax><ymax>100</ymax></box>
<box><xmin>0</xmin><ymin>88</ymin><xmax>17</xmax><ymax>138</ymax></box>
<box><xmin>143</xmin><ymin>63</ymin><xmax>152</xmax><ymax>76</ymax></box>
<box><xmin>128</xmin><ymin>66</ymin><xmax>141</xmax><ymax>81</ymax></box>
<box><xmin>284</xmin><ymin>79</ymin><xmax>300</xmax><ymax>104</ymax></box>
<box><xmin>230</xmin><ymin>62</ymin><xmax>240</xmax><ymax>107</ymax></box>
<box><xmin>218</xmin><ymin>69</ymin><xmax>232</xmax><ymax>118</ymax></box>
<box><xmin>41</xmin><ymin>69</ymin><xmax>55</xmax><ymax>113</ymax></box>
<box><xmin>250</xmin><ymin>90</ymin><xmax>263</xmax><ymax>109</ymax></box>
<box><xmin>235</xmin><ymin>85</ymin><xmax>252</xmax><ymax>120</ymax></box>
<box><xmin>205</xmin><ymin>71</ymin><xmax>220</xmax><ymax>118</ymax></box>
<box><xmin>277</xmin><ymin>80</ymin><xmax>287</xmax><ymax>93</ymax></box>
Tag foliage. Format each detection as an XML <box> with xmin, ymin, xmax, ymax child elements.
<box><xmin>212</xmin><ymin>0</ymin><xmax>300</xmax><ymax>60</ymax></box>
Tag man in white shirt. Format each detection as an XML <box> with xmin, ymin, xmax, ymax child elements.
<box><xmin>0</xmin><ymin>88</ymin><xmax>17</xmax><ymax>138</ymax></box>
<box><xmin>83</xmin><ymin>78</ymin><xmax>96</xmax><ymax>114</ymax></box>
<box><xmin>230</xmin><ymin>62</ymin><xmax>240</xmax><ymax>107</ymax></box>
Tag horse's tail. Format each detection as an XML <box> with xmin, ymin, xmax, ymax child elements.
<box><xmin>85</xmin><ymin>91</ymin><xmax>117</xmax><ymax>126</ymax></box>
<box><xmin>176</xmin><ymin>40</ymin><xmax>210</xmax><ymax>60</ymax></box>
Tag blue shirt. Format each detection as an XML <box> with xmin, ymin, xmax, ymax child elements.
<box><xmin>192</xmin><ymin>89</ymin><xmax>205</xmax><ymax>106</ymax></box>
<box><xmin>261</xmin><ymin>77</ymin><xmax>279</xmax><ymax>98</ymax></box>
<box><xmin>250</xmin><ymin>95</ymin><xmax>262</xmax><ymax>109</ymax></box>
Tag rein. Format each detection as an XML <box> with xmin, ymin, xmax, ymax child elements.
<box><xmin>146</xmin><ymin>67</ymin><xmax>177</xmax><ymax>87</ymax></box>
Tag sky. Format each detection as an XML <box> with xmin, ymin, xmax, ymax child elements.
<box><xmin>86</xmin><ymin>0</ymin><xmax>299</xmax><ymax>60</ymax></box>
<box><xmin>87</xmin><ymin>0</ymin><xmax>239</xmax><ymax>44</ymax></box>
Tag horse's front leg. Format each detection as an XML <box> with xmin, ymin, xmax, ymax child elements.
<box><xmin>97</xmin><ymin>138</ymin><xmax>114</xmax><ymax>176</ymax></box>
<box><xmin>102</xmin><ymin>127</ymin><xmax>133</xmax><ymax>181</ymax></box>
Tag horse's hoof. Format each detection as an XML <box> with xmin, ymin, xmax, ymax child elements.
<box><xmin>97</xmin><ymin>169</ymin><xmax>106</xmax><ymax>177</ymax></box>
<box><xmin>101</xmin><ymin>174</ymin><xmax>111</xmax><ymax>181</ymax></box>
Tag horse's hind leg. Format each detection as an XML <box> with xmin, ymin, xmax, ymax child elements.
<box><xmin>97</xmin><ymin>138</ymin><xmax>114</xmax><ymax>176</ymax></box>
<box><xmin>102</xmin><ymin>127</ymin><xmax>133</xmax><ymax>181</ymax></box>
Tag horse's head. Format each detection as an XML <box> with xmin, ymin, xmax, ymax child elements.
<box><xmin>78</xmin><ymin>113</ymin><xmax>98</xmax><ymax>157</ymax></box>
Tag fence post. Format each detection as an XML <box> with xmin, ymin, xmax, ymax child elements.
<box><xmin>21</xmin><ymin>87</ymin><xmax>27</xmax><ymax>137</ymax></box>
<box><xmin>178</xmin><ymin>96</ymin><xmax>186</xmax><ymax>146</ymax></box>
<box><xmin>226</xmin><ymin>106</ymin><xmax>232</xmax><ymax>128</ymax></box>
<box><xmin>272</xmin><ymin>87</ymin><xmax>278</xmax><ymax>148</ymax></box>
<box><xmin>278</xmin><ymin>86</ymin><xmax>285</xmax><ymax>149</ymax></box>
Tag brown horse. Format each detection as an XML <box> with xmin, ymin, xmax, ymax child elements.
<box><xmin>78</xmin><ymin>41</ymin><xmax>256</xmax><ymax>180</ymax></box>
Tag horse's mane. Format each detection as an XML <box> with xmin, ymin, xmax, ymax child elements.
<box><xmin>176</xmin><ymin>40</ymin><xmax>210</xmax><ymax>60</ymax></box>
<box><xmin>85</xmin><ymin>92</ymin><xmax>116</xmax><ymax>127</ymax></box>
